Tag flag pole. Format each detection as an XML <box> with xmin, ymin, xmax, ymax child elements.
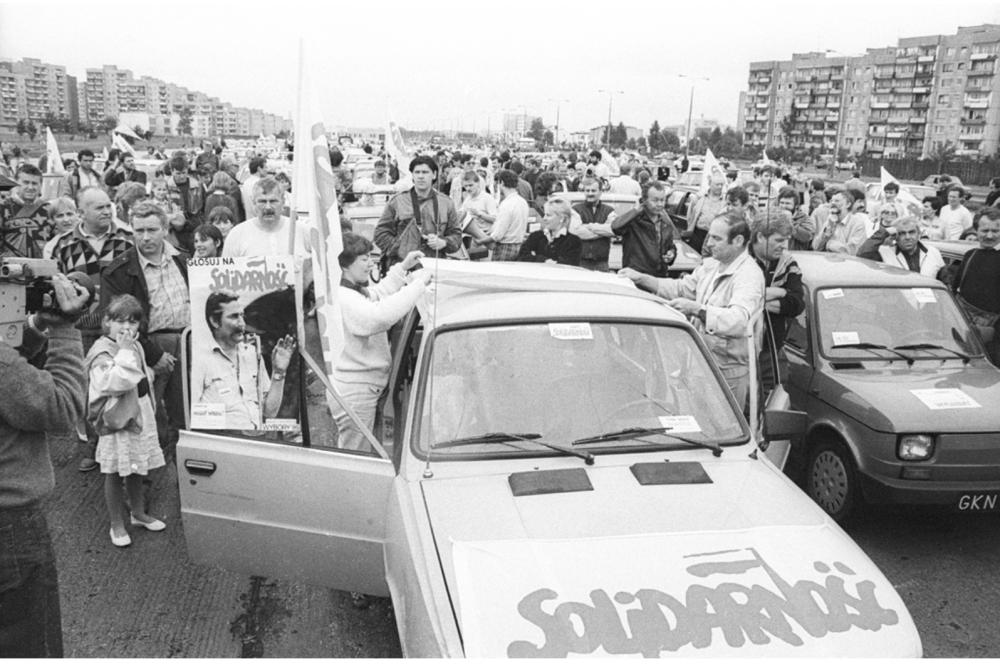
<box><xmin>290</xmin><ymin>38</ymin><xmax>304</xmax><ymax>256</ymax></box>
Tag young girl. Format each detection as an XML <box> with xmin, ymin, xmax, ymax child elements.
<box><xmin>86</xmin><ymin>295</ymin><xmax>166</xmax><ymax>547</ymax></box>
<box><xmin>208</xmin><ymin>205</ymin><xmax>235</xmax><ymax>239</ymax></box>
<box><xmin>193</xmin><ymin>223</ymin><xmax>224</xmax><ymax>258</ymax></box>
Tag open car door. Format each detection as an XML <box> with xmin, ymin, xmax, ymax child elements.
<box><xmin>178</xmin><ymin>317</ymin><xmax>396</xmax><ymax>597</ymax></box>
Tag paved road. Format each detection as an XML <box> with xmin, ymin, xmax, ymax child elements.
<box><xmin>45</xmin><ymin>429</ymin><xmax>999</xmax><ymax>657</ymax></box>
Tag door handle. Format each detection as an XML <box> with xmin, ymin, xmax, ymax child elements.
<box><xmin>184</xmin><ymin>459</ymin><xmax>217</xmax><ymax>476</ymax></box>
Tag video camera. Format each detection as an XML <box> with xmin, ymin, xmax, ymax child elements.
<box><xmin>0</xmin><ymin>258</ymin><xmax>93</xmax><ymax>347</ymax></box>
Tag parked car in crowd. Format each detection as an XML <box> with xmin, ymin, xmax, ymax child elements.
<box><xmin>178</xmin><ymin>261</ymin><xmax>920</xmax><ymax>657</ymax></box>
<box><xmin>783</xmin><ymin>252</ymin><xmax>1000</xmax><ymax>522</ymax></box>
<box><xmin>922</xmin><ymin>174</ymin><xmax>964</xmax><ymax>189</ymax></box>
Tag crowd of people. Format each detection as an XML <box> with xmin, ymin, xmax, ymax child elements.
<box><xmin>0</xmin><ymin>133</ymin><xmax>999</xmax><ymax>654</ymax></box>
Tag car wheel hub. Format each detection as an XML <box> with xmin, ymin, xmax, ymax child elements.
<box><xmin>810</xmin><ymin>451</ymin><xmax>848</xmax><ymax>514</ymax></box>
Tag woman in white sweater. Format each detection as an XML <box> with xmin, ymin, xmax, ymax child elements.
<box><xmin>332</xmin><ymin>233</ymin><xmax>432</xmax><ymax>451</ymax></box>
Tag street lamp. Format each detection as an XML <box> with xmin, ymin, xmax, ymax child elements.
<box><xmin>548</xmin><ymin>98</ymin><xmax>568</xmax><ymax>147</ymax></box>
<box><xmin>825</xmin><ymin>50</ymin><xmax>849</xmax><ymax>176</ymax></box>
<box><xmin>678</xmin><ymin>74</ymin><xmax>709</xmax><ymax>158</ymax></box>
<box><xmin>598</xmin><ymin>90</ymin><xmax>624</xmax><ymax>148</ymax></box>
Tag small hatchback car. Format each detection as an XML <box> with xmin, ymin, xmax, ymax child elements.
<box><xmin>179</xmin><ymin>260</ymin><xmax>920</xmax><ymax>657</ymax></box>
<box><xmin>785</xmin><ymin>252</ymin><xmax>1000</xmax><ymax>521</ymax></box>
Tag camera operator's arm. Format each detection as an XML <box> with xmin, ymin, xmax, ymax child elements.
<box><xmin>0</xmin><ymin>274</ymin><xmax>88</xmax><ymax>433</ymax></box>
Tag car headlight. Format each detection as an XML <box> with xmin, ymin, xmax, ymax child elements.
<box><xmin>898</xmin><ymin>434</ymin><xmax>934</xmax><ymax>461</ymax></box>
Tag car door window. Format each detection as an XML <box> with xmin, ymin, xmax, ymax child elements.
<box><xmin>784</xmin><ymin>311</ymin><xmax>809</xmax><ymax>354</ymax></box>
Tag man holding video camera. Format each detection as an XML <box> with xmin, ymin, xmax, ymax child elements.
<box><xmin>0</xmin><ymin>271</ymin><xmax>90</xmax><ymax>657</ymax></box>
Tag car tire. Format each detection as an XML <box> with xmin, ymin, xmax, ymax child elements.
<box><xmin>806</xmin><ymin>439</ymin><xmax>863</xmax><ymax>523</ymax></box>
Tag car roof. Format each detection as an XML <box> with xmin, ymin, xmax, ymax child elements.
<box><xmin>793</xmin><ymin>251</ymin><xmax>949</xmax><ymax>289</ymax></box>
<box><xmin>553</xmin><ymin>191</ymin><xmax>639</xmax><ymax>203</ymax></box>
<box><xmin>420</xmin><ymin>259</ymin><xmax>688</xmax><ymax>328</ymax></box>
<box><xmin>923</xmin><ymin>239</ymin><xmax>977</xmax><ymax>258</ymax></box>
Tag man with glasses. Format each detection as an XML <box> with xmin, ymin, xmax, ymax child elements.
<box><xmin>58</xmin><ymin>149</ymin><xmax>104</xmax><ymax>200</ymax></box>
<box><xmin>223</xmin><ymin>178</ymin><xmax>310</xmax><ymax>257</ymax></box>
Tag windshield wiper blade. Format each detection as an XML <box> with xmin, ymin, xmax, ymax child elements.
<box><xmin>830</xmin><ymin>342</ymin><xmax>913</xmax><ymax>364</ymax></box>
<box><xmin>434</xmin><ymin>432</ymin><xmax>595</xmax><ymax>465</ymax></box>
<box><xmin>894</xmin><ymin>343</ymin><xmax>972</xmax><ymax>363</ymax></box>
<box><xmin>572</xmin><ymin>427</ymin><xmax>722</xmax><ymax>457</ymax></box>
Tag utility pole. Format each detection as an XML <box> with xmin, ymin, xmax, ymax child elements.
<box><xmin>548</xmin><ymin>98</ymin><xmax>568</xmax><ymax>147</ymax></box>
<box><xmin>598</xmin><ymin>90</ymin><xmax>624</xmax><ymax>148</ymax></box>
<box><xmin>678</xmin><ymin>74</ymin><xmax>709</xmax><ymax>158</ymax></box>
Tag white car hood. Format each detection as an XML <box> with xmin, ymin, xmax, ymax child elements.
<box><xmin>421</xmin><ymin>457</ymin><xmax>920</xmax><ymax>657</ymax></box>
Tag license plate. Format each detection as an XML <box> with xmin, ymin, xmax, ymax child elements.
<box><xmin>957</xmin><ymin>493</ymin><xmax>999</xmax><ymax>511</ymax></box>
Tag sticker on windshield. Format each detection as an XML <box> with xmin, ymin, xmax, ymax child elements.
<box><xmin>910</xmin><ymin>388</ymin><xmax>981</xmax><ymax>410</ymax></box>
<box><xmin>912</xmin><ymin>288</ymin><xmax>937</xmax><ymax>304</ymax></box>
<box><xmin>831</xmin><ymin>331</ymin><xmax>860</xmax><ymax>346</ymax></box>
<box><xmin>822</xmin><ymin>289</ymin><xmax>844</xmax><ymax>299</ymax></box>
<box><xmin>191</xmin><ymin>403</ymin><xmax>226</xmax><ymax>429</ymax></box>
<box><xmin>658</xmin><ymin>416</ymin><xmax>702</xmax><ymax>433</ymax></box>
<box><xmin>549</xmin><ymin>323</ymin><xmax>593</xmax><ymax>340</ymax></box>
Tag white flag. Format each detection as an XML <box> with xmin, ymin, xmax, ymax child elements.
<box><xmin>880</xmin><ymin>167</ymin><xmax>921</xmax><ymax>216</ymax></box>
<box><xmin>385</xmin><ymin>110</ymin><xmax>413</xmax><ymax>184</ymax></box>
<box><xmin>45</xmin><ymin>128</ymin><xmax>65</xmax><ymax>174</ymax></box>
<box><xmin>761</xmin><ymin>148</ymin><xmax>772</xmax><ymax>165</ymax></box>
<box><xmin>599</xmin><ymin>148</ymin><xmax>620</xmax><ymax>177</ymax></box>
<box><xmin>699</xmin><ymin>148</ymin><xmax>727</xmax><ymax>196</ymax></box>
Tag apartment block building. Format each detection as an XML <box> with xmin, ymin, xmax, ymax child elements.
<box><xmin>0</xmin><ymin>57</ymin><xmax>76</xmax><ymax>130</ymax></box>
<box><xmin>739</xmin><ymin>24</ymin><xmax>1000</xmax><ymax>159</ymax></box>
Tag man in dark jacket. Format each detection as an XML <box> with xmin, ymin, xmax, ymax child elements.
<box><xmin>104</xmin><ymin>153</ymin><xmax>148</xmax><ymax>190</ymax></box>
<box><xmin>570</xmin><ymin>177</ymin><xmax>617</xmax><ymax>271</ymax></box>
<box><xmin>102</xmin><ymin>201</ymin><xmax>190</xmax><ymax>448</ymax></box>
<box><xmin>611</xmin><ymin>181</ymin><xmax>676</xmax><ymax>277</ymax></box>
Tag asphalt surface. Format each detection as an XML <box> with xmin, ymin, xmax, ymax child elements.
<box><xmin>42</xmin><ymin>421</ymin><xmax>1000</xmax><ymax>657</ymax></box>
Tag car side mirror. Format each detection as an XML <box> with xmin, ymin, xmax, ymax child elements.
<box><xmin>976</xmin><ymin>326</ymin><xmax>995</xmax><ymax>345</ymax></box>
<box><xmin>763</xmin><ymin>409</ymin><xmax>808</xmax><ymax>442</ymax></box>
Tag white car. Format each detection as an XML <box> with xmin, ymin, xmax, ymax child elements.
<box><xmin>178</xmin><ymin>261</ymin><xmax>921</xmax><ymax>657</ymax></box>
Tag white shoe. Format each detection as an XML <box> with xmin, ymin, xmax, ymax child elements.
<box><xmin>130</xmin><ymin>515</ymin><xmax>166</xmax><ymax>532</ymax></box>
<box><xmin>110</xmin><ymin>527</ymin><xmax>131</xmax><ymax>547</ymax></box>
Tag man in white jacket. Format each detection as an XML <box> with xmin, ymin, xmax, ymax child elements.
<box><xmin>857</xmin><ymin>214</ymin><xmax>944</xmax><ymax>279</ymax></box>
<box><xmin>333</xmin><ymin>233</ymin><xmax>432</xmax><ymax>451</ymax></box>
<box><xmin>619</xmin><ymin>210</ymin><xmax>764</xmax><ymax>408</ymax></box>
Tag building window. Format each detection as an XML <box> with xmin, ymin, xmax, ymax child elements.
<box><xmin>938</xmin><ymin>95</ymin><xmax>949</xmax><ymax>104</ymax></box>
<box><xmin>942</xmin><ymin>79</ymin><xmax>951</xmax><ymax>88</ymax></box>
<box><xmin>946</xmin><ymin>47</ymin><xmax>956</xmax><ymax>57</ymax></box>
<box><xmin>943</xmin><ymin>63</ymin><xmax>954</xmax><ymax>72</ymax></box>
<box><xmin>958</xmin><ymin>62</ymin><xmax>965</xmax><ymax>70</ymax></box>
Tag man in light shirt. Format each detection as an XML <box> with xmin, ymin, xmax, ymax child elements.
<box><xmin>813</xmin><ymin>189</ymin><xmax>867</xmax><ymax>255</ymax></box>
<box><xmin>480</xmin><ymin>170</ymin><xmax>528</xmax><ymax>261</ymax></box>
<box><xmin>608</xmin><ymin>162</ymin><xmax>642</xmax><ymax>196</ymax></box>
<box><xmin>938</xmin><ymin>186</ymin><xmax>973</xmax><ymax>239</ymax></box>
<box><xmin>240</xmin><ymin>157</ymin><xmax>269</xmax><ymax>221</ymax></box>
<box><xmin>224</xmin><ymin>178</ymin><xmax>310</xmax><ymax>258</ymax></box>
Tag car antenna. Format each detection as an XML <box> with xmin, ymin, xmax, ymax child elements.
<box><xmin>423</xmin><ymin>245</ymin><xmax>442</xmax><ymax>479</ymax></box>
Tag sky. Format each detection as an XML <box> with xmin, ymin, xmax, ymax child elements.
<box><xmin>2</xmin><ymin>0</ymin><xmax>999</xmax><ymax>137</ymax></box>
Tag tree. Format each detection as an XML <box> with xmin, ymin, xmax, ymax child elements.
<box><xmin>143</xmin><ymin>129</ymin><xmax>155</xmax><ymax>141</ymax></box>
<box><xmin>626</xmin><ymin>137</ymin><xmax>637</xmax><ymax>150</ymax></box>
<box><xmin>178</xmin><ymin>106</ymin><xmax>194</xmax><ymax>136</ymax></box>
<box><xmin>97</xmin><ymin>116</ymin><xmax>118</xmax><ymax>133</ymax></box>
<box><xmin>661</xmin><ymin>130</ymin><xmax>681</xmax><ymax>152</ymax></box>
<box><xmin>528</xmin><ymin>118</ymin><xmax>545</xmax><ymax>142</ymax></box>
<box><xmin>637</xmin><ymin>136</ymin><xmax>647</xmax><ymax>150</ymax></box>
<box><xmin>778</xmin><ymin>113</ymin><xmax>795</xmax><ymax>146</ymax></box>
<box><xmin>543</xmin><ymin>130</ymin><xmax>554</xmax><ymax>146</ymax></box>
<box><xmin>714</xmin><ymin>128</ymin><xmax>742</xmax><ymax>159</ymax></box>
<box><xmin>26</xmin><ymin>120</ymin><xmax>37</xmax><ymax>141</ymax></box>
<box><xmin>611</xmin><ymin>122</ymin><xmax>628</xmax><ymax>149</ymax></box>
<box><xmin>42</xmin><ymin>112</ymin><xmax>58</xmax><ymax>130</ymax></box>
<box><xmin>648</xmin><ymin>120</ymin><xmax>662</xmax><ymax>152</ymax></box>
<box><xmin>16</xmin><ymin>119</ymin><xmax>26</xmax><ymax>138</ymax></box>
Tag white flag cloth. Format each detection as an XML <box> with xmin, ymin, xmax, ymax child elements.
<box><xmin>292</xmin><ymin>39</ymin><xmax>344</xmax><ymax>376</ymax></box>
<box><xmin>385</xmin><ymin>112</ymin><xmax>413</xmax><ymax>178</ymax></box>
<box><xmin>761</xmin><ymin>149</ymin><xmax>772</xmax><ymax>165</ymax></box>
<box><xmin>112</xmin><ymin>133</ymin><xmax>136</xmax><ymax>157</ymax></box>
<box><xmin>880</xmin><ymin>167</ymin><xmax>922</xmax><ymax>215</ymax></box>
<box><xmin>599</xmin><ymin>148</ymin><xmax>620</xmax><ymax>177</ymax></box>
<box><xmin>699</xmin><ymin>148</ymin><xmax>728</xmax><ymax>195</ymax></box>
<box><xmin>45</xmin><ymin>128</ymin><xmax>65</xmax><ymax>174</ymax></box>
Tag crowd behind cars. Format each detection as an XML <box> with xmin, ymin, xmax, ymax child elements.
<box><xmin>1</xmin><ymin>136</ymin><xmax>999</xmax><ymax>523</ymax></box>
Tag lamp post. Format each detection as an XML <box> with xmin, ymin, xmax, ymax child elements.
<box><xmin>548</xmin><ymin>98</ymin><xmax>568</xmax><ymax>148</ymax></box>
<box><xmin>598</xmin><ymin>90</ymin><xmax>624</xmax><ymax>148</ymax></box>
<box><xmin>825</xmin><ymin>50</ymin><xmax>849</xmax><ymax>177</ymax></box>
<box><xmin>678</xmin><ymin>74</ymin><xmax>709</xmax><ymax>158</ymax></box>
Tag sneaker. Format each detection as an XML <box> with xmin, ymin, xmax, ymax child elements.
<box><xmin>78</xmin><ymin>457</ymin><xmax>99</xmax><ymax>472</ymax></box>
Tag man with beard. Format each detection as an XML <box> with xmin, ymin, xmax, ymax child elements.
<box><xmin>193</xmin><ymin>290</ymin><xmax>295</xmax><ymax>430</ymax></box>
<box><xmin>222</xmin><ymin>178</ymin><xmax>310</xmax><ymax>257</ymax></box>
<box><xmin>0</xmin><ymin>164</ymin><xmax>51</xmax><ymax>258</ymax></box>
<box><xmin>570</xmin><ymin>177</ymin><xmax>617</xmax><ymax>272</ymax></box>
<box><xmin>104</xmin><ymin>153</ymin><xmax>147</xmax><ymax>191</ymax></box>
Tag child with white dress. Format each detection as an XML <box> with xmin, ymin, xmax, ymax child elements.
<box><xmin>86</xmin><ymin>295</ymin><xmax>166</xmax><ymax>547</ymax></box>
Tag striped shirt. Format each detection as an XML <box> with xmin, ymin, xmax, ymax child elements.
<box><xmin>138</xmin><ymin>242</ymin><xmax>190</xmax><ymax>332</ymax></box>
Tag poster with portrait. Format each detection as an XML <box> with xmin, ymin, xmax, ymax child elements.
<box><xmin>188</xmin><ymin>256</ymin><xmax>301</xmax><ymax>433</ymax></box>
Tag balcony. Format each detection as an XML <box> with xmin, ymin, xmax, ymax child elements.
<box><xmin>909</xmin><ymin>116</ymin><xmax>927</xmax><ymax>124</ymax></box>
<box><xmin>961</xmin><ymin>117</ymin><xmax>987</xmax><ymax>125</ymax></box>
<box><xmin>875</xmin><ymin>71</ymin><xmax>895</xmax><ymax>79</ymax></box>
<box><xmin>892</xmin><ymin>102</ymin><xmax>912</xmax><ymax>109</ymax></box>
<box><xmin>810</xmin><ymin>129</ymin><xmax>825</xmax><ymax>136</ymax></box>
<box><xmin>896</xmin><ymin>56</ymin><xmax>917</xmax><ymax>64</ymax></box>
<box><xmin>827</xmin><ymin>101</ymin><xmax>841</xmax><ymax>109</ymax></box>
<box><xmin>755</xmin><ymin>102</ymin><xmax>769</xmax><ymax>109</ymax></box>
<box><xmin>888</xmin><ymin>116</ymin><xmax>910</xmax><ymax>124</ymax></box>
<box><xmin>871</xmin><ymin>102</ymin><xmax>890</xmax><ymax>109</ymax></box>
<box><xmin>964</xmin><ymin>99</ymin><xmax>990</xmax><ymax>109</ymax></box>
<box><xmin>887</xmin><ymin>131</ymin><xmax>906</xmax><ymax>139</ymax></box>
<box><xmin>917</xmin><ymin>55</ymin><xmax>936</xmax><ymax>63</ymax></box>
<box><xmin>826</xmin><ymin>113</ymin><xmax>840</xmax><ymax>121</ymax></box>
<box><xmin>794</xmin><ymin>101</ymin><xmax>809</xmax><ymax>109</ymax></box>
<box><xmin>912</xmin><ymin>101</ymin><xmax>930</xmax><ymax>109</ymax></box>
<box><xmin>967</xmin><ymin>68</ymin><xmax>995</xmax><ymax>77</ymax></box>
<box><xmin>895</xmin><ymin>70</ymin><xmax>916</xmax><ymax>78</ymax></box>
<box><xmin>971</xmin><ymin>53</ymin><xmax>996</xmax><ymax>61</ymax></box>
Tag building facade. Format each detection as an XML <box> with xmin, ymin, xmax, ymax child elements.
<box><xmin>742</xmin><ymin>25</ymin><xmax>1000</xmax><ymax>160</ymax></box>
<box><xmin>0</xmin><ymin>57</ymin><xmax>75</xmax><ymax>130</ymax></box>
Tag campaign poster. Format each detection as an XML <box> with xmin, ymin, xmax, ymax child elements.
<box><xmin>189</xmin><ymin>256</ymin><xmax>300</xmax><ymax>433</ymax></box>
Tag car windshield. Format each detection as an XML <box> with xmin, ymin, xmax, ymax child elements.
<box><xmin>676</xmin><ymin>173</ymin><xmax>701</xmax><ymax>187</ymax></box>
<box><xmin>415</xmin><ymin>322</ymin><xmax>746</xmax><ymax>458</ymax></box>
<box><xmin>816</xmin><ymin>286</ymin><xmax>982</xmax><ymax>360</ymax></box>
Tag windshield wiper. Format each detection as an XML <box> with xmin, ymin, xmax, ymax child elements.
<box><xmin>830</xmin><ymin>342</ymin><xmax>913</xmax><ymax>364</ymax></box>
<box><xmin>572</xmin><ymin>427</ymin><xmax>722</xmax><ymax>457</ymax></box>
<box><xmin>894</xmin><ymin>343</ymin><xmax>972</xmax><ymax>363</ymax></box>
<box><xmin>434</xmin><ymin>432</ymin><xmax>595</xmax><ymax>465</ymax></box>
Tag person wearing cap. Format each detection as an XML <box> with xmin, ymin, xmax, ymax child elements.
<box><xmin>858</xmin><ymin>210</ymin><xmax>944</xmax><ymax>278</ymax></box>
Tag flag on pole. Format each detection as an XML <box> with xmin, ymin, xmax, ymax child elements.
<box><xmin>45</xmin><ymin>127</ymin><xmax>65</xmax><ymax>174</ymax></box>
<box><xmin>699</xmin><ymin>148</ymin><xmax>728</xmax><ymax>196</ymax></box>
<box><xmin>385</xmin><ymin>110</ymin><xmax>413</xmax><ymax>189</ymax></box>
<box><xmin>101</xmin><ymin>147</ymin><xmax>109</xmax><ymax>161</ymax></box>
<box><xmin>599</xmin><ymin>148</ymin><xmax>621</xmax><ymax>177</ymax></box>
<box><xmin>292</xmin><ymin>39</ymin><xmax>344</xmax><ymax>377</ymax></box>
<box><xmin>761</xmin><ymin>149</ymin><xmax>772</xmax><ymax>165</ymax></box>
<box><xmin>880</xmin><ymin>166</ymin><xmax>921</xmax><ymax>215</ymax></box>
<box><xmin>112</xmin><ymin>132</ymin><xmax>136</xmax><ymax>157</ymax></box>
